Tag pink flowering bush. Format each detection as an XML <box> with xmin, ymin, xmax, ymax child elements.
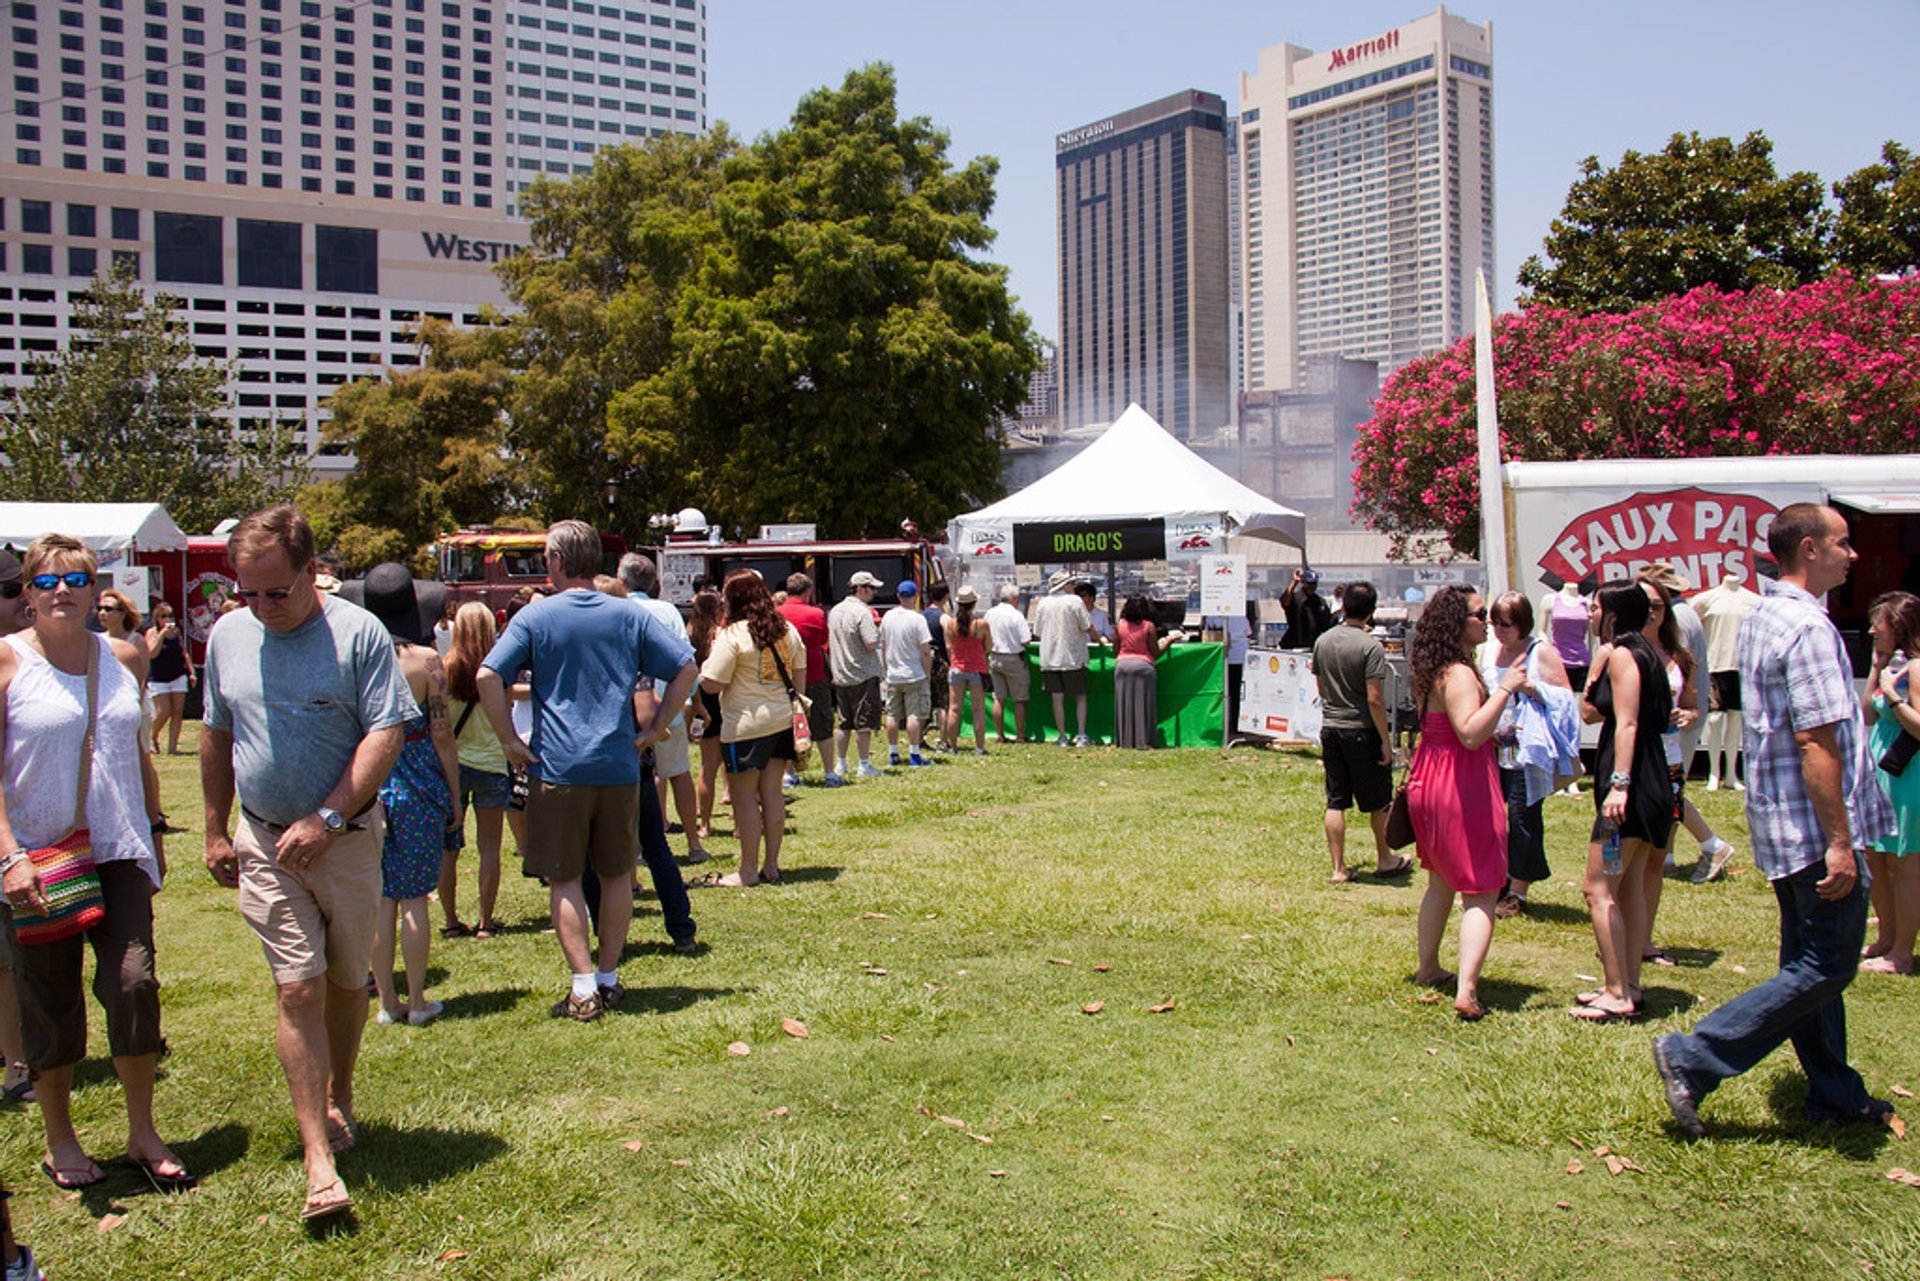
<box><xmin>1353</xmin><ymin>274</ymin><xmax>1920</xmax><ymax>555</ymax></box>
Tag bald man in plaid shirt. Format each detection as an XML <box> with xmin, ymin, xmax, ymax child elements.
<box><xmin>1654</xmin><ymin>504</ymin><xmax>1895</xmax><ymax>1137</ymax></box>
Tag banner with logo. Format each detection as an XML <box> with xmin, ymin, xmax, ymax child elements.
<box><xmin>1239</xmin><ymin>648</ymin><xmax>1321</xmax><ymax>741</ymax></box>
<box><xmin>1198</xmin><ymin>555</ymin><xmax>1246</xmax><ymax>616</ymax></box>
<box><xmin>1164</xmin><ymin>516</ymin><xmax>1225</xmax><ymax>562</ymax></box>
<box><xmin>957</xmin><ymin>521</ymin><xmax>1014</xmax><ymax>568</ymax></box>
<box><xmin>1514</xmin><ymin>484</ymin><xmax>1811</xmax><ymax>593</ymax></box>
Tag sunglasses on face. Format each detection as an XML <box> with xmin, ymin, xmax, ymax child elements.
<box><xmin>1468</xmin><ymin>607</ymin><xmax>1489</xmax><ymax>620</ymax></box>
<box><xmin>97</xmin><ymin>603</ymin><xmax>122</xmax><ymax>612</ymax></box>
<box><xmin>29</xmin><ymin>572</ymin><xmax>93</xmax><ymax>591</ymax></box>
<box><xmin>0</xmin><ymin>581</ymin><xmax>20</xmax><ymax>599</ymax></box>
<box><xmin>234</xmin><ymin>587</ymin><xmax>296</xmax><ymax>602</ymax></box>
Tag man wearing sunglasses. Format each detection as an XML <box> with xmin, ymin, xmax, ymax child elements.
<box><xmin>0</xmin><ymin>552</ymin><xmax>24</xmax><ymax>637</ymax></box>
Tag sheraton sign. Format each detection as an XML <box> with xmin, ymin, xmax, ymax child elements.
<box><xmin>1327</xmin><ymin>28</ymin><xmax>1401</xmax><ymax>71</ymax></box>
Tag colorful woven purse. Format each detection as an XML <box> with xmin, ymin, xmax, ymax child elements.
<box><xmin>12</xmin><ymin>642</ymin><xmax>106</xmax><ymax>946</ymax></box>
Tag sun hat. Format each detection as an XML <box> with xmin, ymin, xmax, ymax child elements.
<box><xmin>339</xmin><ymin>562</ymin><xmax>446</xmax><ymax>647</ymax></box>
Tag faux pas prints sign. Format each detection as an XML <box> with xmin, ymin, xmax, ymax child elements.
<box><xmin>1532</xmin><ymin>487</ymin><xmax>1779</xmax><ymax>592</ymax></box>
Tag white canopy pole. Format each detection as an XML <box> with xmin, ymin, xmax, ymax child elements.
<box><xmin>1473</xmin><ymin>270</ymin><xmax>1510</xmax><ymax>600</ymax></box>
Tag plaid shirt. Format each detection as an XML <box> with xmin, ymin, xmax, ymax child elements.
<box><xmin>1737</xmin><ymin>579</ymin><xmax>1894</xmax><ymax>878</ymax></box>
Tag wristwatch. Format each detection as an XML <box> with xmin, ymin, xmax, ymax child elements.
<box><xmin>0</xmin><ymin>849</ymin><xmax>26</xmax><ymax>877</ymax></box>
<box><xmin>1609</xmin><ymin>772</ymin><xmax>1632</xmax><ymax>789</ymax></box>
<box><xmin>316</xmin><ymin>806</ymin><xmax>346</xmax><ymax>834</ymax></box>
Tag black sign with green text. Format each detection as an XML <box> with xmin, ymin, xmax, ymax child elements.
<box><xmin>1012</xmin><ymin>519</ymin><xmax>1165</xmax><ymax>563</ymax></box>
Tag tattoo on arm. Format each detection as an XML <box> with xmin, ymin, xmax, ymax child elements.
<box><xmin>425</xmin><ymin>653</ymin><xmax>451</xmax><ymax>727</ymax></box>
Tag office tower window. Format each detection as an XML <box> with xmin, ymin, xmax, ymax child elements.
<box><xmin>237</xmin><ymin>218</ymin><xmax>303</xmax><ymax>288</ymax></box>
<box><xmin>154</xmin><ymin>210</ymin><xmax>223</xmax><ymax>283</ymax></box>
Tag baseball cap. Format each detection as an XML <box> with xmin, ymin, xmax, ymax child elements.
<box><xmin>896</xmin><ymin>579</ymin><xmax>918</xmax><ymax>597</ymax></box>
<box><xmin>1300</xmin><ymin>568</ymin><xmax>1321</xmax><ymax>585</ymax></box>
<box><xmin>0</xmin><ymin>549</ymin><xmax>19</xmax><ymax>585</ymax></box>
<box><xmin>848</xmin><ymin>570</ymin><xmax>883</xmax><ymax>589</ymax></box>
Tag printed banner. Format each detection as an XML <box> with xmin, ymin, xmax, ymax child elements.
<box><xmin>957</xmin><ymin>521</ymin><xmax>1015</xmax><ymax>567</ymax></box>
<box><xmin>1198</xmin><ymin>555</ymin><xmax>1247</xmax><ymax>616</ymax></box>
<box><xmin>1164</xmin><ymin>517</ymin><xmax>1226</xmax><ymax>562</ymax></box>
<box><xmin>1239</xmin><ymin>648</ymin><xmax>1322</xmax><ymax>742</ymax></box>
<box><xmin>1526</xmin><ymin>486</ymin><xmax>1781</xmax><ymax>592</ymax></box>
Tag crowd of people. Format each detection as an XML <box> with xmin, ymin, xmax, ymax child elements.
<box><xmin>0</xmin><ymin>498</ymin><xmax>1906</xmax><ymax>1268</ymax></box>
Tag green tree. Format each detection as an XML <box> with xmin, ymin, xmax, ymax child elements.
<box><xmin>504</xmin><ymin>65</ymin><xmax>1041</xmax><ymax>538</ymax></box>
<box><xmin>1832</xmin><ymin>140</ymin><xmax>1920</xmax><ymax>278</ymax></box>
<box><xmin>310</xmin><ymin>317</ymin><xmax>521</xmax><ymax>569</ymax></box>
<box><xmin>0</xmin><ymin>266</ymin><xmax>302</xmax><ymax>532</ymax></box>
<box><xmin>1517</xmin><ymin>131</ymin><xmax>1830</xmax><ymax>313</ymax></box>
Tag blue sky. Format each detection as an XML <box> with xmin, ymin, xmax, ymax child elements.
<box><xmin>708</xmin><ymin>1</ymin><xmax>1919</xmax><ymax>342</ymax></box>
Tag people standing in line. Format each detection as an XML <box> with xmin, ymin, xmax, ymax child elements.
<box><xmin>475</xmin><ymin>520</ymin><xmax>698</xmax><ymax>1024</ymax></box>
<box><xmin>201</xmin><ymin>505</ymin><xmax>414</xmax><ymax>1221</ymax></box>
<box><xmin>943</xmin><ymin>585</ymin><xmax>993</xmax><ymax>754</ymax></box>
<box><xmin>686</xmin><ymin>590</ymin><xmax>729</xmax><ymax>823</ymax></box>
<box><xmin>349</xmin><ymin>566</ymin><xmax>461</xmax><ymax>1029</ymax></box>
<box><xmin>1861</xmin><ymin>590</ymin><xmax>1920</xmax><ymax>975</ymax></box>
<box><xmin>699</xmin><ymin>571</ymin><xmax>806</xmax><ymax>888</ymax></box>
<box><xmin>1113</xmin><ymin>595</ymin><xmax>1175</xmax><ymax>749</ymax></box>
<box><xmin>1312</xmin><ymin>582</ymin><xmax>1408</xmax><ymax>883</ymax></box>
<box><xmin>1033</xmin><ymin>571</ymin><xmax>1098</xmax><ymax>746</ymax></box>
<box><xmin>1280</xmin><ymin>567</ymin><xmax>1332</xmax><ymax>652</ymax></box>
<box><xmin>1639</xmin><ymin>565</ymin><xmax>1739</xmax><ymax>885</ymax></box>
<box><xmin>827</xmin><ymin>571</ymin><xmax>886</xmax><ymax>781</ymax></box>
<box><xmin>0</xmin><ymin>552</ymin><xmax>32</xmax><ymax>1107</ymax></box>
<box><xmin>1483</xmin><ymin>593</ymin><xmax>1572</xmax><ymax>918</ymax></box>
<box><xmin>611</xmin><ymin>551</ymin><xmax>701</xmax><ymax>952</ymax></box>
<box><xmin>1405</xmin><ymin>586</ymin><xmax>1525</xmax><ymax>1021</ymax></box>
<box><xmin>441</xmin><ymin>602</ymin><xmax>508</xmax><ymax>938</ymax></box>
<box><xmin>0</xmin><ymin>534</ymin><xmax>188</xmax><ymax>1197</ymax></box>
<box><xmin>880</xmin><ymin>580</ymin><xmax>934</xmax><ymax>768</ymax></box>
<box><xmin>922</xmin><ymin>582</ymin><xmax>954</xmax><ymax>752</ymax></box>
<box><xmin>985</xmin><ymin>583</ymin><xmax>1033</xmax><ymax>744</ymax></box>
<box><xmin>1691</xmin><ymin>572</ymin><xmax>1762</xmax><ymax>792</ymax></box>
<box><xmin>778</xmin><ymin>573</ymin><xmax>836</xmax><ymax>786</ymax></box>
<box><xmin>1655</xmin><ymin>504</ymin><xmax>1897</xmax><ymax>1136</ymax></box>
<box><xmin>143</xmin><ymin>598</ymin><xmax>195</xmax><ymax>756</ymax></box>
<box><xmin>1571</xmin><ymin>583</ymin><xmax>1674</xmax><ymax>1023</ymax></box>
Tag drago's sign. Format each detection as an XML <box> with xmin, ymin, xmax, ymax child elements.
<box><xmin>1012</xmin><ymin>520</ymin><xmax>1166</xmax><ymax>563</ymax></box>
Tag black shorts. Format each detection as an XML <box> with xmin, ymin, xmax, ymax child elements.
<box><xmin>722</xmin><ymin>729</ymin><xmax>797</xmax><ymax>775</ymax></box>
<box><xmin>927</xmin><ymin>655</ymin><xmax>950</xmax><ymax>712</ymax></box>
<box><xmin>834</xmin><ymin>677</ymin><xmax>882</xmax><ymax>731</ymax></box>
<box><xmin>698</xmin><ymin>689</ymin><xmax>724</xmax><ymax>740</ymax></box>
<box><xmin>1710</xmin><ymin>670</ymin><xmax>1742</xmax><ymax>712</ymax></box>
<box><xmin>1321</xmin><ymin>725</ymin><xmax>1392</xmax><ymax>813</ymax></box>
<box><xmin>1041</xmin><ymin>667</ymin><xmax>1088</xmax><ymax>697</ymax></box>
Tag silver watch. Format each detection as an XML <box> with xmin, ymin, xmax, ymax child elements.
<box><xmin>1609</xmin><ymin>772</ymin><xmax>1632</xmax><ymax>789</ymax></box>
<box><xmin>0</xmin><ymin>849</ymin><xmax>26</xmax><ymax>877</ymax></box>
<box><xmin>316</xmin><ymin>806</ymin><xmax>346</xmax><ymax>834</ymax></box>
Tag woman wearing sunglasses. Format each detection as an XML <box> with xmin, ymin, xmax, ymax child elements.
<box><xmin>143</xmin><ymin>600</ymin><xmax>196</xmax><ymax>757</ymax></box>
<box><xmin>0</xmin><ymin>534</ymin><xmax>188</xmax><ymax>1190</ymax></box>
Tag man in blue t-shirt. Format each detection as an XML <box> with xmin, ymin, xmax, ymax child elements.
<box><xmin>476</xmin><ymin>520</ymin><xmax>697</xmax><ymax>1022</ymax></box>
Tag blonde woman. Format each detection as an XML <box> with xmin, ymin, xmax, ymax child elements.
<box><xmin>442</xmin><ymin>602</ymin><xmax>507</xmax><ymax>938</ymax></box>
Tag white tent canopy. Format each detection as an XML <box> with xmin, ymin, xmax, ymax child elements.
<box><xmin>0</xmin><ymin>502</ymin><xmax>190</xmax><ymax>554</ymax></box>
<box><xmin>950</xmin><ymin>403</ymin><xmax>1306</xmax><ymax>564</ymax></box>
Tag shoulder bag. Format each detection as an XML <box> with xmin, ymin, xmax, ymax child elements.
<box><xmin>13</xmin><ymin>641</ymin><xmax>109</xmax><ymax>946</ymax></box>
<box><xmin>768</xmin><ymin>636</ymin><xmax>813</xmax><ymax>758</ymax></box>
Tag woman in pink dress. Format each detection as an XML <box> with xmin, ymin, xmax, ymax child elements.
<box><xmin>1408</xmin><ymin>586</ymin><xmax>1530</xmax><ymax>1020</ymax></box>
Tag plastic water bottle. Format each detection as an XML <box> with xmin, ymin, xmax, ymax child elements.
<box><xmin>1601</xmin><ymin>826</ymin><xmax>1623</xmax><ymax>878</ymax></box>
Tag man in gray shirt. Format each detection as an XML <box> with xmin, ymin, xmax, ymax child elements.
<box><xmin>201</xmin><ymin>505</ymin><xmax>415</xmax><ymax>1223</ymax></box>
<box><xmin>1311</xmin><ymin>582</ymin><xmax>1407</xmax><ymax>882</ymax></box>
<box><xmin>827</xmin><ymin>572</ymin><xmax>886</xmax><ymax>780</ymax></box>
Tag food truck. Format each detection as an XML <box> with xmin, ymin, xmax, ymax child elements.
<box><xmin>433</xmin><ymin>527</ymin><xmax>628</xmax><ymax>615</ymax></box>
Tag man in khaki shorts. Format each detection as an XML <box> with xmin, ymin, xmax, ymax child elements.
<box><xmin>202</xmin><ymin>505</ymin><xmax>415</xmax><ymax>1222</ymax></box>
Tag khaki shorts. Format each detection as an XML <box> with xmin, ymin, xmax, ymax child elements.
<box><xmin>237</xmin><ymin>807</ymin><xmax>384</xmax><ymax>990</ymax></box>
<box><xmin>524</xmin><ymin>779</ymin><xmax>640</xmax><ymax>883</ymax></box>
<box><xmin>653</xmin><ymin>715</ymin><xmax>692</xmax><ymax>779</ymax></box>
<box><xmin>989</xmin><ymin>652</ymin><xmax>1031</xmax><ymax>703</ymax></box>
<box><xmin>885</xmin><ymin>678</ymin><xmax>932</xmax><ymax>725</ymax></box>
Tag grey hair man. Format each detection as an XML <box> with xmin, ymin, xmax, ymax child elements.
<box><xmin>985</xmin><ymin>582</ymin><xmax>1033</xmax><ymax>743</ymax></box>
<box><xmin>827</xmin><ymin>571</ymin><xmax>885</xmax><ymax>780</ymax></box>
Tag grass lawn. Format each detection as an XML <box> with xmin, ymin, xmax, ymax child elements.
<box><xmin>6</xmin><ymin>727</ymin><xmax>1920</xmax><ymax>1279</ymax></box>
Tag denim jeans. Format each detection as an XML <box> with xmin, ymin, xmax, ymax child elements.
<box><xmin>1661</xmin><ymin>862</ymin><xmax>1871</xmax><ymax>1117</ymax></box>
<box><xmin>582</xmin><ymin>753</ymin><xmax>694</xmax><ymax>946</ymax></box>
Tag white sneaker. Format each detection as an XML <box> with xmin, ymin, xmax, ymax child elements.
<box><xmin>857</xmin><ymin>761</ymin><xmax>885</xmax><ymax>779</ymax></box>
<box><xmin>782</xmin><ymin>771</ymin><xmax>799</xmax><ymax>789</ymax></box>
<box><xmin>6</xmin><ymin>1244</ymin><xmax>45</xmax><ymax>1281</ymax></box>
<box><xmin>376</xmin><ymin>1006</ymin><xmax>406</xmax><ymax>1026</ymax></box>
<box><xmin>822</xmin><ymin>771</ymin><xmax>846</xmax><ymax>787</ymax></box>
<box><xmin>408</xmin><ymin>1000</ymin><xmax>444</xmax><ymax>1027</ymax></box>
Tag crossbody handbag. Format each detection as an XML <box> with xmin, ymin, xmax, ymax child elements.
<box><xmin>13</xmin><ymin>640</ymin><xmax>109</xmax><ymax>946</ymax></box>
<box><xmin>768</xmin><ymin>639</ymin><xmax>812</xmax><ymax>757</ymax></box>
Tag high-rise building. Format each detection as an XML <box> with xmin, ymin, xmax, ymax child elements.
<box><xmin>0</xmin><ymin>0</ymin><xmax>707</xmax><ymax>474</ymax></box>
<box><xmin>1054</xmin><ymin>88</ymin><xmax>1230</xmax><ymax>441</ymax></box>
<box><xmin>1238</xmin><ymin>7</ymin><xmax>1493</xmax><ymax>393</ymax></box>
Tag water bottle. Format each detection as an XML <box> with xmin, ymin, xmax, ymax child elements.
<box><xmin>1601</xmin><ymin>825</ymin><xmax>1623</xmax><ymax>878</ymax></box>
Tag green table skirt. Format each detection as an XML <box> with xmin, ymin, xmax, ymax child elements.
<box><xmin>947</xmin><ymin>643</ymin><xmax>1224</xmax><ymax>748</ymax></box>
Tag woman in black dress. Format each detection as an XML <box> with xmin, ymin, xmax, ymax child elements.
<box><xmin>1572</xmin><ymin>583</ymin><xmax>1672</xmax><ymax>1021</ymax></box>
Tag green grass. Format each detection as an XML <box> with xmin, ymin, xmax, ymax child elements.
<box><xmin>7</xmin><ymin>729</ymin><xmax>1919</xmax><ymax>1279</ymax></box>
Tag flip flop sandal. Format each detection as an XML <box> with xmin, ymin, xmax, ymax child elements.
<box><xmin>41</xmin><ymin>1159</ymin><xmax>105</xmax><ymax>1190</ymax></box>
<box><xmin>473</xmin><ymin>925</ymin><xmax>499</xmax><ymax>940</ymax></box>
<box><xmin>1568</xmin><ymin>1002</ymin><xmax>1641</xmax><ymax>1023</ymax></box>
<box><xmin>301</xmin><ymin>1177</ymin><xmax>353</xmax><ymax>1222</ymax></box>
<box><xmin>440</xmin><ymin>923</ymin><xmax>471</xmax><ymax>939</ymax></box>
<box><xmin>126</xmin><ymin>1156</ymin><xmax>197</xmax><ymax>1190</ymax></box>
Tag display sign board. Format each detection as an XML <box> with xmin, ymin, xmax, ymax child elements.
<box><xmin>659</xmin><ymin>551</ymin><xmax>704</xmax><ymax>604</ymax></box>
<box><xmin>109</xmin><ymin>565</ymin><xmax>153</xmax><ymax>610</ymax></box>
<box><xmin>1198</xmin><ymin>555</ymin><xmax>1246</xmax><ymax>616</ymax></box>
<box><xmin>1239</xmin><ymin>647</ymin><xmax>1322</xmax><ymax>742</ymax></box>
<box><xmin>1014</xmin><ymin>562</ymin><xmax>1042</xmax><ymax>587</ymax></box>
<box><xmin>758</xmin><ymin>524</ymin><xmax>815</xmax><ymax>543</ymax></box>
<box><xmin>1012</xmin><ymin>519</ymin><xmax>1166</xmax><ymax>564</ymax></box>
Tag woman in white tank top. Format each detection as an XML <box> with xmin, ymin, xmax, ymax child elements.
<box><xmin>0</xmin><ymin>533</ymin><xmax>188</xmax><ymax>1192</ymax></box>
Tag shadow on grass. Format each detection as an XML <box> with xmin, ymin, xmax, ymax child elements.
<box><xmin>1513</xmin><ymin>900</ymin><xmax>1591</xmax><ymax>927</ymax></box>
<box><xmin>440</xmin><ymin>986</ymin><xmax>532</xmax><ymax>1019</ymax></box>
<box><xmin>1671</xmin><ymin>1075</ymin><xmax>1899</xmax><ymax>1158</ymax></box>
<box><xmin>1653</xmin><ymin>945</ymin><xmax>1721</xmax><ymax>969</ymax></box>
<box><xmin>612</xmin><ymin>984</ymin><xmax>745</xmax><ymax>1016</ymax></box>
<box><xmin>69</xmin><ymin>1121</ymin><xmax>250</xmax><ymax>1214</ymax></box>
<box><xmin>619</xmin><ymin>938</ymin><xmax>703</xmax><ymax>962</ymax></box>
<box><xmin>1475</xmin><ymin>977</ymin><xmax>1547</xmax><ymax>1013</ymax></box>
<box><xmin>319</xmin><ymin>1121</ymin><xmax>511</xmax><ymax>1193</ymax></box>
<box><xmin>1635</xmin><ymin>985</ymin><xmax>1701</xmax><ymax>1019</ymax></box>
<box><xmin>772</xmin><ymin>865</ymin><xmax>840</xmax><ymax>885</ymax></box>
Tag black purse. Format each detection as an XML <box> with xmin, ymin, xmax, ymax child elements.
<box><xmin>1882</xmin><ymin>732</ymin><xmax>1920</xmax><ymax>777</ymax></box>
<box><xmin>1384</xmin><ymin>785</ymin><xmax>1416</xmax><ymax>850</ymax></box>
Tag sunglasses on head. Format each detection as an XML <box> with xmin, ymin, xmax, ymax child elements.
<box><xmin>233</xmin><ymin>586</ymin><xmax>296</xmax><ymax>602</ymax></box>
<box><xmin>29</xmin><ymin>571</ymin><xmax>93</xmax><ymax>591</ymax></box>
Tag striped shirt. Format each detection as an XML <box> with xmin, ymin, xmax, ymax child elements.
<box><xmin>1736</xmin><ymin>579</ymin><xmax>1893</xmax><ymax>879</ymax></box>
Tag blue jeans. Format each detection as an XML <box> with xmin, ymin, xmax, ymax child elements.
<box><xmin>582</xmin><ymin>753</ymin><xmax>694</xmax><ymax>946</ymax></box>
<box><xmin>1661</xmin><ymin>862</ymin><xmax>1871</xmax><ymax>1117</ymax></box>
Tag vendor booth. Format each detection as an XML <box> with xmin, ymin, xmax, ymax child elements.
<box><xmin>0</xmin><ymin>502</ymin><xmax>191</xmax><ymax>630</ymax></box>
<box><xmin>950</xmin><ymin>404</ymin><xmax>1306</xmax><ymax>747</ymax></box>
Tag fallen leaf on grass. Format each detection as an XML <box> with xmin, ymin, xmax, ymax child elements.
<box><xmin>1081</xmin><ymin>1001</ymin><xmax>1105</xmax><ymax>1015</ymax></box>
<box><xmin>863</xmin><ymin>967</ymin><xmax>889</xmax><ymax>976</ymax></box>
<box><xmin>1603</xmin><ymin>1155</ymin><xmax>1632</xmax><ymax>1176</ymax></box>
<box><xmin>1889</xmin><ymin>1115</ymin><xmax>1908</xmax><ymax>1140</ymax></box>
<box><xmin>1414</xmin><ymin>992</ymin><xmax>1442</xmax><ymax>1004</ymax></box>
<box><xmin>726</xmin><ymin>1041</ymin><xmax>751</xmax><ymax>1057</ymax></box>
<box><xmin>1092</xmin><ymin>963</ymin><xmax>1110</xmax><ymax>973</ymax></box>
<box><xmin>860</xmin><ymin>911</ymin><xmax>892</xmax><ymax>920</ymax></box>
<box><xmin>622</xmin><ymin>1140</ymin><xmax>643</xmax><ymax>1153</ymax></box>
<box><xmin>1239</xmin><ymin>934</ymin><xmax>1256</xmax><ymax>941</ymax></box>
<box><xmin>1894</xmin><ymin>1085</ymin><xmax>1914</xmax><ymax>1099</ymax></box>
<box><xmin>1884</xmin><ymin>1167</ymin><xmax>1920</xmax><ymax>1187</ymax></box>
<box><xmin>1285</xmin><ymin>1035</ymin><xmax>1295</xmax><ymax>1047</ymax></box>
<box><xmin>1566</xmin><ymin>1160</ymin><xmax>1584</xmax><ymax>1175</ymax></box>
<box><xmin>669</xmin><ymin>1159</ymin><xmax>691</xmax><ymax>1168</ymax></box>
<box><xmin>936</xmin><ymin>1115</ymin><xmax>967</xmax><ymax>1129</ymax></box>
<box><xmin>1424</xmin><ymin>1047</ymin><xmax>1439</xmax><ymax>1056</ymax></box>
<box><xmin>1568</xmin><ymin>1138</ymin><xmax>1585</xmax><ymax>1150</ymax></box>
<box><xmin>782</xmin><ymin>1018</ymin><xmax>810</xmax><ymax>1039</ymax></box>
<box><xmin>438</xmin><ymin>1250</ymin><xmax>471</xmax><ymax>1262</ymax></box>
<box><xmin>1556</xmin><ymin>1201</ymin><xmax>1573</xmax><ymax>1210</ymax></box>
<box><xmin>1148</xmin><ymin>1001</ymin><xmax>1176</xmax><ymax>1014</ymax></box>
<box><xmin>880</xmin><ymin>1034</ymin><xmax>897</xmax><ymax>1043</ymax></box>
<box><xmin>1731</xmin><ymin>965</ymin><xmax>1748</xmax><ymax>974</ymax></box>
<box><xmin>969</xmin><ymin>1132</ymin><xmax>993</xmax><ymax>1144</ymax></box>
<box><xmin>1593</xmin><ymin>1146</ymin><xmax>1611</xmax><ymax>1157</ymax></box>
<box><xmin>1049</xmin><ymin>958</ymin><xmax>1074</xmax><ymax>967</ymax></box>
<box><xmin>1100</xmin><ymin>1115</ymin><xmax>1115</xmax><ymax>1122</ymax></box>
<box><xmin>988</xmin><ymin>1169</ymin><xmax>1007</xmax><ymax>1178</ymax></box>
<box><xmin>764</xmin><ymin>1107</ymin><xmax>789</xmax><ymax>1119</ymax></box>
<box><xmin>98</xmin><ymin>1213</ymin><xmax>127</xmax><ymax>1234</ymax></box>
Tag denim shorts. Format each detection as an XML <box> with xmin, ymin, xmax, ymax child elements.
<box><xmin>459</xmin><ymin>763</ymin><xmax>512</xmax><ymax>811</ymax></box>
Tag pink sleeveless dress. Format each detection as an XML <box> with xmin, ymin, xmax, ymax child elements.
<box><xmin>1407</xmin><ymin>710</ymin><xmax>1508</xmax><ymax>894</ymax></box>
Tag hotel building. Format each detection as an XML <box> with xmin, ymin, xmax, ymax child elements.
<box><xmin>1238</xmin><ymin>6</ymin><xmax>1493</xmax><ymax>392</ymax></box>
<box><xmin>0</xmin><ymin>0</ymin><xmax>706</xmax><ymax>473</ymax></box>
<box><xmin>1054</xmin><ymin>88</ymin><xmax>1231</xmax><ymax>441</ymax></box>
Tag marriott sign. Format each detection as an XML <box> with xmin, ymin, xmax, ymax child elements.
<box><xmin>1326</xmin><ymin>27</ymin><xmax>1401</xmax><ymax>71</ymax></box>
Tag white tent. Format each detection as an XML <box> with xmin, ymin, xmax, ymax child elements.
<box><xmin>950</xmin><ymin>403</ymin><xmax>1306</xmax><ymax>565</ymax></box>
<box><xmin>0</xmin><ymin>502</ymin><xmax>190</xmax><ymax>554</ymax></box>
